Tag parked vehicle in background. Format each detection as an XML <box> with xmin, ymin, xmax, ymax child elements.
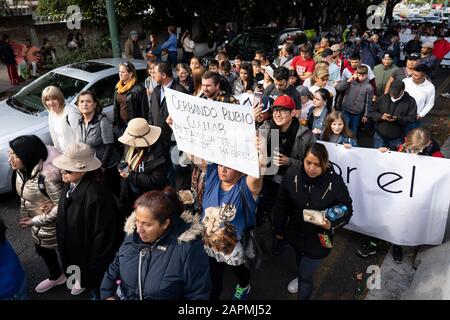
<box><xmin>0</xmin><ymin>59</ymin><xmax>147</xmax><ymax>193</ymax></box>
<box><xmin>221</xmin><ymin>27</ymin><xmax>305</xmax><ymax>61</ymax></box>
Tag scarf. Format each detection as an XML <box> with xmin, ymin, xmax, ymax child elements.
<box><xmin>270</xmin><ymin>118</ymin><xmax>300</xmax><ymax>157</ymax></box>
<box><xmin>116</xmin><ymin>77</ymin><xmax>136</xmax><ymax>94</ymax></box>
<box><xmin>125</xmin><ymin>146</ymin><xmax>145</xmax><ymax>171</ymax></box>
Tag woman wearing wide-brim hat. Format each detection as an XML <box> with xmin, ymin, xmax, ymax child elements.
<box><xmin>53</xmin><ymin>142</ymin><xmax>123</xmax><ymax>298</ymax></box>
<box><xmin>117</xmin><ymin>118</ymin><xmax>170</xmax><ymax>218</ymax></box>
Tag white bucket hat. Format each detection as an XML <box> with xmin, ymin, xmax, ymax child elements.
<box><xmin>118</xmin><ymin>118</ymin><xmax>162</xmax><ymax>148</ymax></box>
<box><xmin>53</xmin><ymin>142</ymin><xmax>102</xmax><ymax>172</ymax></box>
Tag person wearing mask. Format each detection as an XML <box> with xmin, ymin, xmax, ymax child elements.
<box><xmin>160</xmin><ymin>25</ymin><xmax>178</xmax><ymax>66</ymax></box>
<box><xmin>384</xmin><ymin>52</ymin><xmax>421</xmax><ymax>95</ymax></box>
<box><xmin>41</xmin><ymin>86</ymin><xmax>79</xmax><ymax>152</ymax></box>
<box><xmin>124</xmin><ymin>31</ymin><xmax>144</xmax><ymax>60</ymax></box>
<box><xmin>336</xmin><ymin>65</ymin><xmax>374</xmax><ymax>136</ymax></box>
<box><xmin>370</xmin><ymin>80</ymin><xmax>417</xmax><ymax>149</ymax></box>
<box><xmin>272</xmin><ymin>143</ymin><xmax>353</xmax><ymax>299</ymax></box>
<box><xmin>0</xmin><ymin>217</ymin><xmax>27</xmax><ymax>300</ymax></box>
<box><xmin>373</xmin><ymin>52</ymin><xmax>398</xmax><ymax>98</ymax></box>
<box><xmin>290</xmin><ymin>43</ymin><xmax>316</xmax><ymax>85</ymax></box>
<box><xmin>54</xmin><ymin>142</ymin><xmax>123</xmax><ymax>298</ymax></box>
<box><xmin>8</xmin><ymin>135</ymin><xmax>65</xmax><ymax>294</ymax></box>
<box><xmin>100</xmin><ymin>187</ymin><xmax>211</xmax><ymax>300</ymax></box>
<box><xmin>402</xmin><ymin>64</ymin><xmax>435</xmax><ymax>133</ymax></box>
<box><xmin>74</xmin><ymin>90</ymin><xmax>121</xmax><ymax>196</ymax></box>
<box><xmin>113</xmin><ymin>61</ymin><xmax>149</xmax><ymax>133</ymax></box>
<box><xmin>117</xmin><ymin>118</ymin><xmax>170</xmax><ymax>219</ymax></box>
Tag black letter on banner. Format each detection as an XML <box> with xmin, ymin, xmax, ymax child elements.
<box><xmin>410</xmin><ymin>166</ymin><xmax>416</xmax><ymax>198</ymax></box>
<box><xmin>347</xmin><ymin>167</ymin><xmax>357</xmax><ymax>184</ymax></box>
<box><xmin>377</xmin><ymin>172</ymin><xmax>403</xmax><ymax>194</ymax></box>
<box><xmin>330</xmin><ymin>161</ymin><xmax>342</xmax><ymax>176</ymax></box>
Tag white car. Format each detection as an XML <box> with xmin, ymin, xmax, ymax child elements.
<box><xmin>0</xmin><ymin>58</ymin><xmax>148</xmax><ymax>193</ymax></box>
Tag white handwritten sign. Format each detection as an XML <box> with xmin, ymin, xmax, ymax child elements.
<box><xmin>165</xmin><ymin>88</ymin><xmax>260</xmax><ymax>178</ymax></box>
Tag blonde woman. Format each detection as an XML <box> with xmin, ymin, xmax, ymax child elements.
<box><xmin>41</xmin><ymin>86</ymin><xmax>79</xmax><ymax>152</ymax></box>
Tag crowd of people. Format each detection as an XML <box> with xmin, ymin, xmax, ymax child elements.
<box><xmin>1</xmin><ymin>21</ymin><xmax>450</xmax><ymax>301</ymax></box>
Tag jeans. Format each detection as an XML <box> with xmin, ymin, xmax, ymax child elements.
<box><xmin>373</xmin><ymin>132</ymin><xmax>403</xmax><ymax>149</ymax></box>
<box><xmin>209</xmin><ymin>258</ymin><xmax>250</xmax><ymax>300</ymax></box>
<box><xmin>295</xmin><ymin>253</ymin><xmax>322</xmax><ymax>300</ymax></box>
<box><xmin>342</xmin><ymin>110</ymin><xmax>362</xmax><ymax>136</ymax></box>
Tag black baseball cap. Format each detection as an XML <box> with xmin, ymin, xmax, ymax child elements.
<box><xmin>407</xmin><ymin>52</ymin><xmax>420</xmax><ymax>60</ymax></box>
<box><xmin>389</xmin><ymin>80</ymin><xmax>405</xmax><ymax>97</ymax></box>
<box><xmin>322</xmin><ymin>48</ymin><xmax>333</xmax><ymax>58</ymax></box>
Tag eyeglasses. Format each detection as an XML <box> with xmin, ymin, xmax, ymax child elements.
<box><xmin>272</xmin><ymin>107</ymin><xmax>291</xmax><ymax>114</ymax></box>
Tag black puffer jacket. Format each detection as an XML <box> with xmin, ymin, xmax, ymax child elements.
<box><xmin>114</xmin><ymin>83</ymin><xmax>149</xmax><ymax>130</ymax></box>
<box><xmin>272</xmin><ymin>166</ymin><xmax>353</xmax><ymax>259</ymax></box>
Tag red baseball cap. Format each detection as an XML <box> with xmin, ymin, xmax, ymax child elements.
<box><xmin>272</xmin><ymin>95</ymin><xmax>296</xmax><ymax>110</ymax></box>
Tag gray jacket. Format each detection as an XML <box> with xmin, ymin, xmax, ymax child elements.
<box><xmin>74</xmin><ymin>113</ymin><xmax>120</xmax><ymax>168</ymax></box>
<box><xmin>336</xmin><ymin>79</ymin><xmax>373</xmax><ymax>116</ymax></box>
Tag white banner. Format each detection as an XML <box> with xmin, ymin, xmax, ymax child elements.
<box><xmin>322</xmin><ymin>142</ymin><xmax>450</xmax><ymax>246</ymax></box>
<box><xmin>165</xmin><ymin>88</ymin><xmax>260</xmax><ymax>178</ymax></box>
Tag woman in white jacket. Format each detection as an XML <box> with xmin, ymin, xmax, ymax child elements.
<box><xmin>41</xmin><ymin>86</ymin><xmax>79</xmax><ymax>152</ymax></box>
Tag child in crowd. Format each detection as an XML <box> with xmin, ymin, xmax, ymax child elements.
<box><xmin>321</xmin><ymin>111</ymin><xmax>357</xmax><ymax>148</ymax></box>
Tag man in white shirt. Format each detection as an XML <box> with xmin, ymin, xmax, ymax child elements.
<box><xmin>402</xmin><ymin>64</ymin><xmax>435</xmax><ymax>133</ymax></box>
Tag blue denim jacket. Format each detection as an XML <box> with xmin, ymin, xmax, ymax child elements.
<box><xmin>161</xmin><ymin>34</ymin><xmax>177</xmax><ymax>52</ymax></box>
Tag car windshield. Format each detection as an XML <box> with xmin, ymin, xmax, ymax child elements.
<box><xmin>12</xmin><ymin>72</ymin><xmax>88</xmax><ymax>114</ymax></box>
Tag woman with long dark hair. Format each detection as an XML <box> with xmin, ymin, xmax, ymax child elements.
<box><xmin>272</xmin><ymin>143</ymin><xmax>353</xmax><ymax>299</ymax></box>
<box><xmin>306</xmin><ymin>88</ymin><xmax>332</xmax><ymax>138</ymax></box>
<box><xmin>233</xmin><ymin>62</ymin><xmax>255</xmax><ymax>94</ymax></box>
<box><xmin>8</xmin><ymin>135</ymin><xmax>65</xmax><ymax>294</ymax></box>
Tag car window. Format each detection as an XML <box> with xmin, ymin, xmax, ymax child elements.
<box><xmin>88</xmin><ymin>75</ymin><xmax>119</xmax><ymax>107</ymax></box>
<box><xmin>13</xmin><ymin>72</ymin><xmax>88</xmax><ymax>114</ymax></box>
<box><xmin>230</xmin><ymin>34</ymin><xmax>247</xmax><ymax>48</ymax></box>
<box><xmin>248</xmin><ymin>33</ymin><xmax>275</xmax><ymax>50</ymax></box>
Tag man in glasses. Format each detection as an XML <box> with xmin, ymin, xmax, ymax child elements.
<box><xmin>255</xmin><ymin>95</ymin><xmax>316</xmax><ymax>255</ymax></box>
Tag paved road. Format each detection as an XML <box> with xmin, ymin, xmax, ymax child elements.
<box><xmin>0</xmin><ymin>65</ymin><xmax>448</xmax><ymax>301</ymax></box>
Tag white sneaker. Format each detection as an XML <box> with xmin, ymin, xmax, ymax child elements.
<box><xmin>70</xmin><ymin>280</ymin><xmax>86</xmax><ymax>296</ymax></box>
<box><xmin>35</xmin><ymin>274</ymin><xmax>66</xmax><ymax>293</ymax></box>
<box><xmin>287</xmin><ymin>277</ymin><xmax>298</xmax><ymax>294</ymax></box>
<box><xmin>441</xmin><ymin>92</ymin><xmax>450</xmax><ymax>99</ymax></box>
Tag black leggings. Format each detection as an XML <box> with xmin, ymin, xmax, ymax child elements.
<box><xmin>35</xmin><ymin>244</ymin><xmax>63</xmax><ymax>281</ymax></box>
<box><xmin>209</xmin><ymin>257</ymin><xmax>250</xmax><ymax>300</ymax></box>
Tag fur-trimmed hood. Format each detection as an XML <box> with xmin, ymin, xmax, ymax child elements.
<box><xmin>124</xmin><ymin>210</ymin><xmax>204</xmax><ymax>243</ymax></box>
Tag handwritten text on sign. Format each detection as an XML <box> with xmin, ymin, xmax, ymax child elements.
<box><xmin>165</xmin><ymin>88</ymin><xmax>259</xmax><ymax>178</ymax></box>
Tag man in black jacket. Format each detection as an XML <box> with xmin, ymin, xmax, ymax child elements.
<box><xmin>149</xmin><ymin>62</ymin><xmax>188</xmax><ymax>147</ymax></box>
<box><xmin>370</xmin><ymin>80</ymin><xmax>417</xmax><ymax>149</ymax></box>
<box><xmin>263</xmin><ymin>66</ymin><xmax>305</xmax><ymax>110</ymax></box>
<box><xmin>149</xmin><ymin>62</ymin><xmax>188</xmax><ymax>188</ymax></box>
